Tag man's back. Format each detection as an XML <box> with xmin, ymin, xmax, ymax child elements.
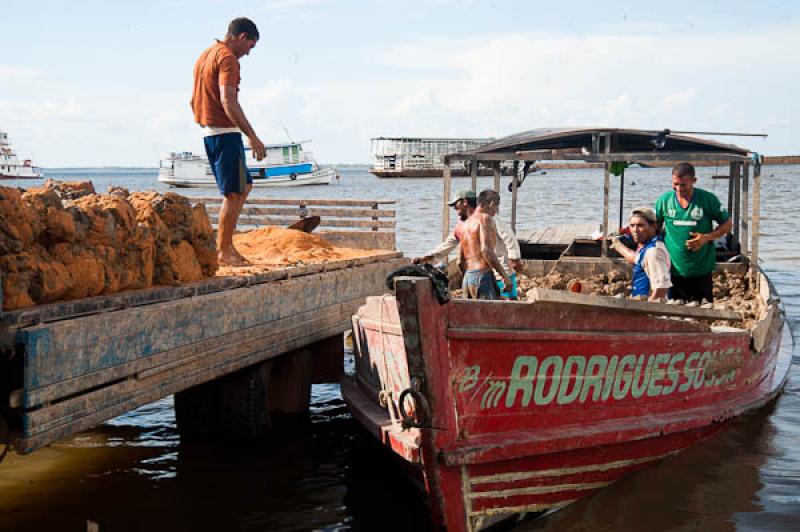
<box><xmin>461</xmin><ymin>212</ymin><xmax>495</xmax><ymax>272</ymax></box>
<box><xmin>192</xmin><ymin>41</ymin><xmax>240</xmax><ymax>128</ymax></box>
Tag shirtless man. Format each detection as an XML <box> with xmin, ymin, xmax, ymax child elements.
<box><xmin>459</xmin><ymin>190</ymin><xmax>512</xmax><ymax>300</ymax></box>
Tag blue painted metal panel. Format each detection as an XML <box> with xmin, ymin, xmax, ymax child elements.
<box><xmin>249</xmin><ymin>163</ymin><xmax>313</xmax><ymax>178</ymax></box>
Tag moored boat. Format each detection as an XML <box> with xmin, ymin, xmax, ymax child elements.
<box><xmin>158</xmin><ymin>140</ymin><xmax>336</xmax><ymax>188</ymax></box>
<box><xmin>344</xmin><ymin>128</ymin><xmax>792</xmax><ymax>531</ymax></box>
<box><xmin>0</xmin><ymin>131</ymin><xmax>43</xmax><ymax>179</ymax></box>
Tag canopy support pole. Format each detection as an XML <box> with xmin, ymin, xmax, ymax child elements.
<box><xmin>618</xmin><ymin>168</ymin><xmax>625</xmax><ymax>230</ymax></box>
<box><xmin>493</xmin><ymin>162</ymin><xmax>501</xmax><ymax>192</ymax></box>
<box><xmin>511</xmin><ymin>160</ymin><xmax>519</xmax><ymax>232</ymax></box>
<box><xmin>442</xmin><ymin>159</ymin><xmax>452</xmax><ymax>241</ymax></box>
<box><xmin>602</xmin><ymin>162</ymin><xmax>610</xmax><ymax>257</ymax></box>
<box><xmin>470</xmin><ymin>156</ymin><xmax>478</xmax><ymax>193</ymax></box>
<box><xmin>601</xmin><ymin>135</ymin><xmax>611</xmax><ymax>257</ymax></box>
<box><xmin>732</xmin><ymin>161</ymin><xmax>741</xmax><ymax>253</ymax></box>
<box><xmin>751</xmin><ymin>160</ymin><xmax>762</xmax><ymax>277</ymax></box>
<box><xmin>741</xmin><ymin>161</ymin><xmax>750</xmax><ymax>257</ymax></box>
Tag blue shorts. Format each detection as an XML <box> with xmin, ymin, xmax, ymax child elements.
<box><xmin>204</xmin><ymin>133</ymin><xmax>252</xmax><ymax>195</ymax></box>
<box><xmin>496</xmin><ymin>273</ymin><xmax>518</xmax><ymax>299</ymax></box>
<box><xmin>462</xmin><ymin>269</ymin><xmax>500</xmax><ymax>300</ymax></box>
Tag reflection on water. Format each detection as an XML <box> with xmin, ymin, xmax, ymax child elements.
<box><xmin>0</xmin><ymin>166</ymin><xmax>798</xmax><ymax>531</ymax></box>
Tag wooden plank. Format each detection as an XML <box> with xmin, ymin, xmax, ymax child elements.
<box><xmin>17</xmin><ymin>319</ymin><xmax>355</xmax><ymax>453</ymax></box>
<box><xmin>526</xmin><ymin>288</ymin><xmax>742</xmax><ymax>321</ymax></box>
<box><xmin>17</xmin><ymin>258</ymin><xmax>406</xmax><ymax>406</ymax></box>
<box><xmin>1</xmin><ymin>253</ymin><xmax>401</xmax><ymax>328</ymax></box>
<box><xmin>520</xmin><ymin>225</ymin><xmax>596</xmax><ymax>245</ymax></box>
<box><xmin>210</xmin><ymin>216</ymin><xmax>396</xmax><ymax>229</ymax></box>
<box><xmin>22</xmin><ymin>299</ymin><xmax>361</xmax><ymax>434</ymax></box>
<box><xmin>205</xmin><ymin>206</ymin><xmax>396</xmax><ymax>218</ymax></box>
<box><xmin>191</xmin><ymin>197</ymin><xmax>396</xmax><ymax>206</ymax></box>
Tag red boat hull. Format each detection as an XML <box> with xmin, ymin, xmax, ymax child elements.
<box><xmin>345</xmin><ymin>271</ymin><xmax>791</xmax><ymax>531</ymax></box>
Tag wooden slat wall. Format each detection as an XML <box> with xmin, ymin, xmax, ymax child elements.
<box><xmin>192</xmin><ymin>197</ymin><xmax>397</xmax><ymax>235</ymax></box>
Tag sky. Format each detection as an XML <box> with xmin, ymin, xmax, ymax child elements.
<box><xmin>2</xmin><ymin>0</ymin><xmax>799</xmax><ymax>167</ymax></box>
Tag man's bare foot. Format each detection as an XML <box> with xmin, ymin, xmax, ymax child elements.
<box><xmin>218</xmin><ymin>252</ymin><xmax>250</xmax><ymax>267</ymax></box>
<box><xmin>231</xmin><ymin>247</ymin><xmax>249</xmax><ymax>262</ymax></box>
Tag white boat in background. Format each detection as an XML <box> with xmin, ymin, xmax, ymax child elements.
<box><xmin>158</xmin><ymin>140</ymin><xmax>336</xmax><ymax>188</ymax></box>
<box><xmin>0</xmin><ymin>131</ymin><xmax>43</xmax><ymax>179</ymax></box>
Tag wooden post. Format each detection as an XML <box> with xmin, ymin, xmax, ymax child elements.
<box><xmin>731</xmin><ymin>161</ymin><xmax>741</xmax><ymax>252</ymax></box>
<box><xmin>442</xmin><ymin>158</ymin><xmax>452</xmax><ymax>241</ymax></box>
<box><xmin>751</xmin><ymin>161</ymin><xmax>762</xmax><ymax>272</ymax></box>
<box><xmin>726</xmin><ymin>162</ymin><xmax>735</xmax><ymax>250</ymax></box>
<box><xmin>741</xmin><ymin>161</ymin><xmax>749</xmax><ymax>257</ymax></box>
<box><xmin>493</xmin><ymin>162</ymin><xmax>501</xmax><ymax>192</ymax></box>
<box><xmin>470</xmin><ymin>156</ymin><xmax>478</xmax><ymax>193</ymax></box>
<box><xmin>602</xmin><ymin>162</ymin><xmax>610</xmax><ymax>257</ymax></box>
<box><xmin>601</xmin><ymin>134</ymin><xmax>612</xmax><ymax>257</ymax></box>
<box><xmin>618</xmin><ymin>168</ymin><xmax>625</xmax><ymax>231</ymax></box>
<box><xmin>511</xmin><ymin>160</ymin><xmax>519</xmax><ymax>232</ymax></box>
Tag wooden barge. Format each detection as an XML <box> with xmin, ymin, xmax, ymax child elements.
<box><xmin>344</xmin><ymin>128</ymin><xmax>792</xmax><ymax>531</ymax></box>
<box><xmin>0</xmin><ymin>198</ymin><xmax>405</xmax><ymax>455</ymax></box>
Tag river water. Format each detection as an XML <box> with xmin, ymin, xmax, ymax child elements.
<box><xmin>0</xmin><ymin>165</ymin><xmax>797</xmax><ymax>531</ymax></box>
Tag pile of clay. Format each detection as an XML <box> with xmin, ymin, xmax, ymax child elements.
<box><xmin>518</xmin><ymin>268</ymin><xmax>760</xmax><ymax>328</ymax></box>
<box><xmin>0</xmin><ymin>180</ymin><xmax>217</xmax><ymax>311</ymax></box>
<box><xmin>217</xmin><ymin>226</ymin><xmax>386</xmax><ymax>275</ymax></box>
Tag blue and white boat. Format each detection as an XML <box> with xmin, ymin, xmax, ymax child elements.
<box><xmin>158</xmin><ymin>140</ymin><xmax>336</xmax><ymax>188</ymax></box>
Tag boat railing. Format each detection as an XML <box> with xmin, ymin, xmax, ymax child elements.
<box><xmin>190</xmin><ymin>197</ymin><xmax>397</xmax><ymax>250</ymax></box>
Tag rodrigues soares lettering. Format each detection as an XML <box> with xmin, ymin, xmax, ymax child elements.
<box><xmin>458</xmin><ymin>349</ymin><xmax>744</xmax><ymax>410</ymax></box>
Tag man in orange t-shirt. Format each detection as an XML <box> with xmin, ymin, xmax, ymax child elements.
<box><xmin>191</xmin><ymin>17</ymin><xmax>266</xmax><ymax>266</ymax></box>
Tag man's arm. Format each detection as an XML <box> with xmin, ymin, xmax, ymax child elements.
<box><xmin>479</xmin><ymin>214</ymin><xmax>510</xmax><ymax>288</ymax></box>
<box><xmin>610</xmin><ymin>237</ymin><xmax>637</xmax><ymax>264</ymax></box>
<box><xmin>686</xmin><ymin>218</ymin><xmax>732</xmax><ymax>251</ymax></box>
<box><xmin>414</xmin><ymin>232</ymin><xmax>459</xmax><ymax>264</ymax></box>
<box><xmin>643</xmin><ymin>246</ymin><xmax>672</xmax><ymax>301</ymax></box>
<box><xmin>494</xmin><ymin>217</ymin><xmax>523</xmax><ymax>272</ymax></box>
<box><xmin>220</xmin><ymin>84</ymin><xmax>266</xmax><ymax>160</ymax></box>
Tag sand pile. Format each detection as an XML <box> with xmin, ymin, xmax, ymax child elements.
<box><xmin>216</xmin><ymin>226</ymin><xmax>383</xmax><ymax>275</ymax></box>
<box><xmin>0</xmin><ymin>181</ymin><xmax>217</xmax><ymax>311</ymax></box>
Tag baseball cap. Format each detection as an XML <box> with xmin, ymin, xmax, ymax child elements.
<box><xmin>631</xmin><ymin>206</ymin><xmax>657</xmax><ymax>224</ymax></box>
<box><xmin>448</xmin><ymin>189</ymin><xmax>477</xmax><ymax>206</ymax></box>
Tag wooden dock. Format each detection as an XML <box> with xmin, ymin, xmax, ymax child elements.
<box><xmin>0</xmin><ymin>198</ymin><xmax>405</xmax><ymax>454</ymax></box>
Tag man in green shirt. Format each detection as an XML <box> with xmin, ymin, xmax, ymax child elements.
<box><xmin>655</xmin><ymin>162</ymin><xmax>732</xmax><ymax>303</ymax></box>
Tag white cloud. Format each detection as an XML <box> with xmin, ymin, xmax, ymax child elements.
<box><xmin>1</xmin><ymin>24</ymin><xmax>798</xmax><ymax>166</ymax></box>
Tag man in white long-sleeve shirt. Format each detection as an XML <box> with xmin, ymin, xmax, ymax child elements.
<box><xmin>413</xmin><ymin>189</ymin><xmax>522</xmax><ymax>299</ymax></box>
<box><xmin>493</xmin><ymin>215</ymin><xmax>522</xmax><ymax>299</ymax></box>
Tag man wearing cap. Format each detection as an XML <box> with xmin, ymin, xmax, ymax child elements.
<box><xmin>413</xmin><ymin>189</ymin><xmax>522</xmax><ymax>298</ymax></box>
<box><xmin>413</xmin><ymin>189</ymin><xmax>476</xmax><ymax>265</ymax></box>
<box><xmin>611</xmin><ymin>207</ymin><xmax>672</xmax><ymax>301</ymax></box>
<box><xmin>655</xmin><ymin>162</ymin><xmax>732</xmax><ymax>303</ymax></box>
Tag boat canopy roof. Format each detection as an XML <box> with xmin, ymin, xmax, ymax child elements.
<box><xmin>446</xmin><ymin>127</ymin><xmax>753</xmax><ymax>163</ymax></box>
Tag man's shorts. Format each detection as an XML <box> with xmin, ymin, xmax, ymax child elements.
<box><xmin>496</xmin><ymin>273</ymin><xmax>518</xmax><ymax>299</ymax></box>
<box><xmin>203</xmin><ymin>133</ymin><xmax>252</xmax><ymax>195</ymax></box>
<box><xmin>462</xmin><ymin>269</ymin><xmax>500</xmax><ymax>300</ymax></box>
<box><xmin>669</xmin><ymin>272</ymin><xmax>713</xmax><ymax>303</ymax></box>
